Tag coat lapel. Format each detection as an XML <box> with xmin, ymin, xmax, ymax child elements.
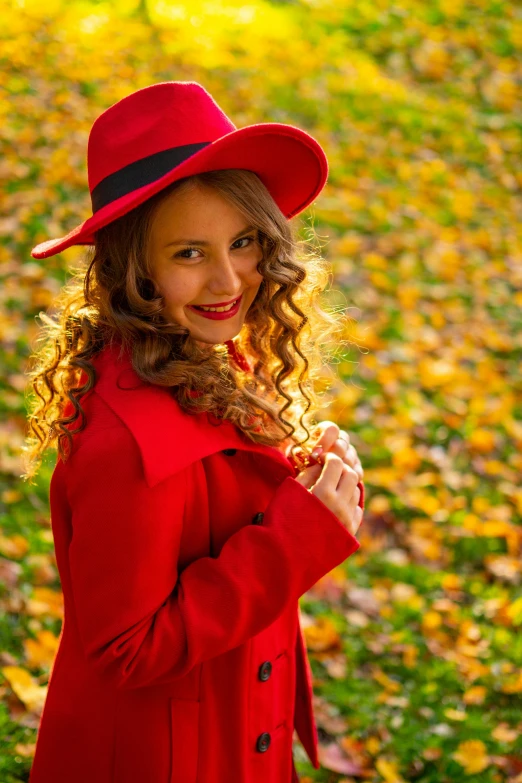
<box><xmin>90</xmin><ymin>341</ymin><xmax>296</xmax><ymax>487</ymax></box>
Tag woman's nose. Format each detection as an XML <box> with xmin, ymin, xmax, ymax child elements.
<box><xmin>208</xmin><ymin>251</ymin><xmax>242</xmax><ymax>293</ymax></box>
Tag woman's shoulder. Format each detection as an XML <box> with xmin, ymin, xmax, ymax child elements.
<box><xmin>66</xmin><ymin>385</ymin><xmax>129</xmax><ymax>435</ymax></box>
<box><xmin>60</xmin><ymin>385</ymin><xmax>136</xmax><ymax>462</ymax></box>
<box><xmin>61</xmin><ymin>345</ymin><xmax>218</xmax><ymax>487</ymax></box>
<box><xmin>60</xmin><ymin>343</ymin><xmax>182</xmax><ymax>466</ymax></box>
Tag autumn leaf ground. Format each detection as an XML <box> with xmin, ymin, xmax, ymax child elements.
<box><xmin>0</xmin><ymin>0</ymin><xmax>521</xmax><ymax>781</ymax></box>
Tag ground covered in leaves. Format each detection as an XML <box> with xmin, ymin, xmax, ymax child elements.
<box><xmin>0</xmin><ymin>0</ymin><xmax>521</xmax><ymax>781</ymax></box>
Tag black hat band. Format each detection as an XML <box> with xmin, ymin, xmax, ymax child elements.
<box><xmin>90</xmin><ymin>141</ymin><xmax>212</xmax><ymax>214</ymax></box>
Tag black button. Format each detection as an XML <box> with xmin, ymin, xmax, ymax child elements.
<box><xmin>222</xmin><ymin>448</ymin><xmax>237</xmax><ymax>456</ymax></box>
<box><xmin>251</xmin><ymin>512</ymin><xmax>264</xmax><ymax>525</ymax></box>
<box><xmin>256</xmin><ymin>732</ymin><xmax>271</xmax><ymax>753</ymax></box>
<box><xmin>258</xmin><ymin>661</ymin><xmax>272</xmax><ymax>681</ymax></box>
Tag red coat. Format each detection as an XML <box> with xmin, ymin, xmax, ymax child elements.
<box><xmin>29</xmin><ymin>341</ymin><xmax>364</xmax><ymax>783</ymax></box>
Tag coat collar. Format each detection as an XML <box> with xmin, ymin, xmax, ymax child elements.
<box><xmin>90</xmin><ymin>341</ymin><xmax>296</xmax><ymax>488</ymax></box>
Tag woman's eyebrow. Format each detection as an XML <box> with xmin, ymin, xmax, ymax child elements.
<box><xmin>164</xmin><ymin>224</ymin><xmax>256</xmax><ymax>248</ymax></box>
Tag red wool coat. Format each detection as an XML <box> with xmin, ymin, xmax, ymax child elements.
<box><xmin>29</xmin><ymin>341</ymin><xmax>365</xmax><ymax>783</ymax></box>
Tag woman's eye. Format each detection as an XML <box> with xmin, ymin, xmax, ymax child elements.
<box><xmin>232</xmin><ymin>236</ymin><xmax>254</xmax><ymax>249</ymax></box>
<box><xmin>175</xmin><ymin>247</ymin><xmax>200</xmax><ymax>259</ymax></box>
<box><xmin>175</xmin><ymin>235</ymin><xmax>254</xmax><ymax>259</ymax></box>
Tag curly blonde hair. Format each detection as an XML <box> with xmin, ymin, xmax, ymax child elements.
<box><xmin>22</xmin><ymin>169</ymin><xmax>354</xmax><ymax>484</ymax></box>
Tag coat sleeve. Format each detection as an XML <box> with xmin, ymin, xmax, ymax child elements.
<box><xmin>65</xmin><ymin>424</ymin><xmax>362</xmax><ymax>690</ymax></box>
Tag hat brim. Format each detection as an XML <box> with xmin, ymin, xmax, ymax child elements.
<box><xmin>30</xmin><ymin>123</ymin><xmax>328</xmax><ymax>259</ymax></box>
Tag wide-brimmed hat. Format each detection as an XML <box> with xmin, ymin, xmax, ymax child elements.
<box><xmin>31</xmin><ymin>81</ymin><xmax>329</xmax><ymax>259</ymax></box>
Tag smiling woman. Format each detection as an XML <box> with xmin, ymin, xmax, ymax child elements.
<box><xmin>22</xmin><ymin>82</ymin><xmax>364</xmax><ymax>783</ymax></box>
<box><xmin>147</xmin><ymin>181</ymin><xmax>264</xmax><ymax>341</ymax></box>
<box><xmin>24</xmin><ymin>162</ymin><xmax>352</xmax><ymax>476</ymax></box>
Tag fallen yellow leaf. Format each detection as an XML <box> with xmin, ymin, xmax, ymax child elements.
<box><xmin>506</xmin><ymin>596</ymin><xmax>522</xmax><ymax>626</ymax></box>
<box><xmin>422</xmin><ymin>611</ymin><xmax>442</xmax><ymax>631</ymax></box>
<box><xmin>26</xmin><ymin>587</ymin><xmax>64</xmax><ymax>619</ymax></box>
<box><xmin>1</xmin><ymin>666</ymin><xmax>47</xmax><ymax>713</ymax></box>
<box><xmin>303</xmin><ymin>617</ymin><xmax>340</xmax><ymax>652</ymax></box>
<box><xmin>463</xmin><ymin>686</ymin><xmax>487</xmax><ymax>705</ymax></box>
<box><xmin>24</xmin><ymin>629</ymin><xmax>60</xmax><ymax>668</ymax></box>
<box><xmin>0</xmin><ymin>534</ymin><xmax>29</xmax><ymax>559</ymax></box>
<box><xmin>501</xmin><ymin>671</ymin><xmax>522</xmax><ymax>694</ymax></box>
<box><xmin>444</xmin><ymin>708</ymin><xmax>466</xmax><ymax>720</ymax></box>
<box><xmin>453</xmin><ymin>740</ymin><xmax>490</xmax><ymax>774</ymax></box>
<box><xmin>13</xmin><ymin>742</ymin><xmax>36</xmax><ymax>758</ymax></box>
<box><xmin>491</xmin><ymin>723</ymin><xmax>519</xmax><ymax>743</ymax></box>
<box><xmin>372</xmin><ymin>668</ymin><xmax>401</xmax><ymax>693</ymax></box>
<box><xmin>375</xmin><ymin>756</ymin><xmax>407</xmax><ymax>783</ymax></box>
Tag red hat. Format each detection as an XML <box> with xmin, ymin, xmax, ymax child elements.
<box><xmin>31</xmin><ymin>81</ymin><xmax>329</xmax><ymax>259</ymax></box>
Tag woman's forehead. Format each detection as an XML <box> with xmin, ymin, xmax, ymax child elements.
<box><xmin>151</xmin><ymin>184</ymin><xmax>250</xmax><ymax>238</ymax></box>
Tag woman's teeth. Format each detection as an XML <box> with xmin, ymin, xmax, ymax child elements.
<box><xmin>196</xmin><ymin>299</ymin><xmax>238</xmax><ymax>312</ymax></box>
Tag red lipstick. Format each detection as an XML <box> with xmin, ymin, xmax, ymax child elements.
<box><xmin>187</xmin><ymin>293</ymin><xmax>243</xmax><ymax>321</ymax></box>
<box><xmin>194</xmin><ymin>296</ymin><xmax>239</xmax><ymax>307</ymax></box>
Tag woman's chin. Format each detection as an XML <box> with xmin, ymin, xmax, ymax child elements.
<box><xmin>194</xmin><ymin>330</ymin><xmax>239</xmax><ymax>346</ymax></box>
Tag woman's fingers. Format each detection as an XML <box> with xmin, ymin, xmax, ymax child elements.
<box><xmin>337</xmin><ymin>464</ymin><xmax>363</xmax><ymax>536</ymax></box>
<box><xmin>311</xmin><ymin>422</ymin><xmax>340</xmax><ymax>456</ymax></box>
<box><xmin>293</xmin><ymin>461</ymin><xmax>322</xmax><ymax>490</ymax></box>
<box><xmin>308</xmin><ymin>454</ymin><xmax>362</xmax><ymax>537</ymax></box>
<box><xmin>311</xmin><ymin>451</ymin><xmax>346</xmax><ymax>494</ymax></box>
<box><xmin>344</xmin><ymin>444</ymin><xmax>364</xmax><ymax>480</ymax></box>
<box><xmin>314</xmin><ymin>439</ymin><xmax>363</xmax><ymax>481</ymax></box>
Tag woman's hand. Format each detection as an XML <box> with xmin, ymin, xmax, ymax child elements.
<box><xmin>295</xmin><ymin>452</ymin><xmax>363</xmax><ymax>537</ymax></box>
<box><xmin>308</xmin><ymin>420</ymin><xmax>364</xmax><ymax>482</ymax></box>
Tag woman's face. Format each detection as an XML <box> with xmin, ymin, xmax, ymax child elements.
<box><xmin>148</xmin><ymin>182</ymin><xmax>264</xmax><ymax>345</ymax></box>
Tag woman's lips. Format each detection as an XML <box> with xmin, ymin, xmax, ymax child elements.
<box><xmin>187</xmin><ymin>294</ymin><xmax>243</xmax><ymax>320</ymax></box>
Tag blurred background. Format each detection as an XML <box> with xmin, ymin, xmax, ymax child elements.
<box><xmin>0</xmin><ymin>0</ymin><xmax>521</xmax><ymax>781</ymax></box>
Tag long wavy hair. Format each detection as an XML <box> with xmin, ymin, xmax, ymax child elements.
<box><xmin>22</xmin><ymin>169</ymin><xmax>356</xmax><ymax>484</ymax></box>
